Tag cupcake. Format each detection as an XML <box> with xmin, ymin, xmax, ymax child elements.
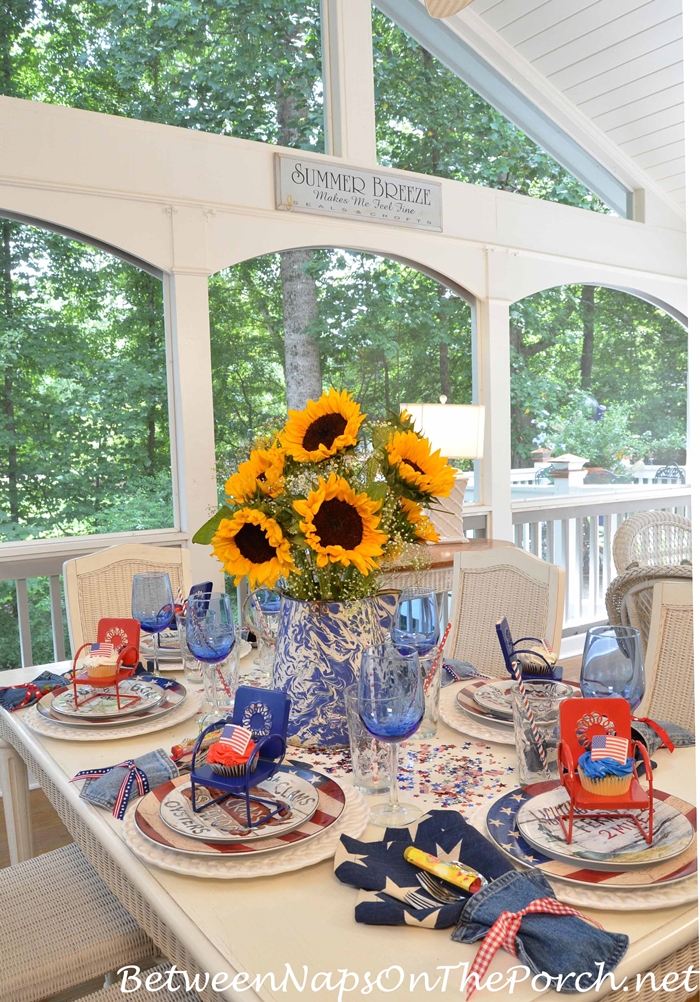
<box><xmin>206</xmin><ymin>724</ymin><xmax>259</xmax><ymax>777</ymax></box>
<box><xmin>578</xmin><ymin>735</ymin><xmax>634</xmax><ymax>796</ymax></box>
<box><xmin>82</xmin><ymin>642</ymin><xmax>119</xmax><ymax>679</ymax></box>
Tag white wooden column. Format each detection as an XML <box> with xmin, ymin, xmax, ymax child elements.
<box><xmin>320</xmin><ymin>0</ymin><xmax>377</xmax><ymax>164</ymax></box>
<box><xmin>164</xmin><ymin>212</ymin><xmax>223</xmax><ymax>587</ymax></box>
<box><xmin>475</xmin><ymin>297</ymin><xmax>513</xmax><ymax>541</ymax></box>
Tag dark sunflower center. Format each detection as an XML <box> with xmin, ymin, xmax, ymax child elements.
<box><xmin>302</xmin><ymin>413</ymin><xmax>347</xmax><ymax>452</ymax></box>
<box><xmin>404</xmin><ymin>459</ymin><xmax>424</xmax><ymax>475</ymax></box>
<box><xmin>313</xmin><ymin>498</ymin><xmax>364</xmax><ymax>550</ymax></box>
<box><xmin>257</xmin><ymin>471</ymin><xmax>268</xmax><ymax>481</ymax></box>
<box><xmin>234</xmin><ymin>522</ymin><xmax>276</xmax><ymax>564</ymax></box>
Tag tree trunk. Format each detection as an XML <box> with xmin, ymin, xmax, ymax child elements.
<box><xmin>580</xmin><ymin>285</ymin><xmax>595</xmax><ymax>389</ymax></box>
<box><xmin>1</xmin><ymin>220</ymin><xmax>19</xmax><ymax>523</ymax></box>
<box><xmin>280</xmin><ymin>248</ymin><xmax>322</xmax><ymax>411</ymax></box>
<box><xmin>381</xmin><ymin>351</ymin><xmax>391</xmax><ymax>412</ymax></box>
<box><xmin>276</xmin><ymin>72</ymin><xmax>321</xmax><ymax>412</ymax></box>
<box><xmin>439</xmin><ymin>341</ymin><xmax>451</xmax><ymax>402</ymax></box>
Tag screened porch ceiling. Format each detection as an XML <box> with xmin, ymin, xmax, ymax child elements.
<box><xmin>420</xmin><ymin>0</ymin><xmax>685</xmax><ymax>215</ymax></box>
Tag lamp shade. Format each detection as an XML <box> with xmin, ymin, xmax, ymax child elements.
<box><xmin>401</xmin><ymin>403</ymin><xmax>485</xmax><ymax>459</ymax></box>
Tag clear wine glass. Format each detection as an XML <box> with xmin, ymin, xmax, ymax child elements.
<box><xmin>186</xmin><ymin>591</ymin><xmax>238</xmax><ymax>727</ymax></box>
<box><xmin>358</xmin><ymin>643</ymin><xmax>424</xmax><ymax>828</ymax></box>
<box><xmin>131</xmin><ymin>572</ymin><xmax>174</xmax><ymax>676</ymax></box>
<box><xmin>391</xmin><ymin>589</ymin><xmax>439</xmax><ymax>656</ymax></box>
<box><xmin>580</xmin><ymin>625</ymin><xmax>645</xmax><ymax>710</ymax></box>
<box><xmin>242</xmin><ymin>587</ymin><xmax>280</xmax><ymax>678</ymax></box>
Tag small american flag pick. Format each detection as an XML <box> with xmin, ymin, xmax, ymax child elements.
<box><xmin>90</xmin><ymin>642</ymin><xmax>116</xmax><ymax>657</ymax></box>
<box><xmin>591</xmin><ymin>734</ymin><xmax>629</xmax><ymax>763</ymax></box>
<box><xmin>220</xmin><ymin>724</ymin><xmax>253</xmax><ymax>755</ymax></box>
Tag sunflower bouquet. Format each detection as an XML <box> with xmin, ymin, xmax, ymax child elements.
<box><xmin>194</xmin><ymin>388</ymin><xmax>457</xmax><ymax>602</ymax></box>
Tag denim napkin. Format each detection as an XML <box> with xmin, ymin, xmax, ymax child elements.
<box><xmin>441</xmin><ymin>657</ymin><xmax>481</xmax><ymax>687</ymax></box>
<box><xmin>74</xmin><ymin>749</ymin><xmax>177</xmax><ymax>815</ymax></box>
<box><xmin>334</xmin><ymin>809</ymin><xmax>514</xmax><ymax>928</ymax></box>
<box><xmin>632</xmin><ymin>719</ymin><xmax>694</xmax><ymax>754</ymax></box>
<box><xmin>452</xmin><ymin>868</ymin><xmax>628</xmax><ymax>992</ymax></box>
<box><xmin>0</xmin><ymin>671</ymin><xmax>69</xmax><ymax>712</ymax></box>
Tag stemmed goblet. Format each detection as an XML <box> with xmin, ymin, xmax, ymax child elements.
<box><xmin>357</xmin><ymin>644</ymin><xmax>424</xmax><ymax>828</ymax></box>
<box><xmin>186</xmin><ymin>591</ymin><xmax>238</xmax><ymax>728</ymax></box>
<box><xmin>242</xmin><ymin>587</ymin><xmax>280</xmax><ymax>681</ymax></box>
<box><xmin>131</xmin><ymin>572</ymin><xmax>175</xmax><ymax>676</ymax></box>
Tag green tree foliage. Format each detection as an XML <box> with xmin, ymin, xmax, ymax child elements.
<box><xmin>510</xmin><ymin>286</ymin><xmax>687</xmax><ymax>468</ymax></box>
<box><xmin>373</xmin><ymin>11</ymin><xmax>606</xmax><ymax>212</ymax></box>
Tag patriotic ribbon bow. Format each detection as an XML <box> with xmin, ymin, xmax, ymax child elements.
<box><xmin>70</xmin><ymin>760</ymin><xmax>150</xmax><ymax>820</ymax></box>
<box><xmin>5</xmin><ymin>683</ymin><xmax>45</xmax><ymax>710</ymax></box>
<box><xmin>632</xmin><ymin>715</ymin><xmax>675</xmax><ymax>752</ymax></box>
<box><xmin>465</xmin><ymin>898</ymin><xmax>602</xmax><ymax>1000</ymax></box>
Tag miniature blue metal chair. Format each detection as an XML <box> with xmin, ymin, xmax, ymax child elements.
<box><xmin>189</xmin><ymin>685</ymin><xmax>291</xmax><ymax>828</ymax></box>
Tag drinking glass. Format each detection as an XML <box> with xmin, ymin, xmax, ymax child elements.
<box><xmin>242</xmin><ymin>587</ymin><xmax>280</xmax><ymax>680</ymax></box>
<box><xmin>186</xmin><ymin>592</ymin><xmax>238</xmax><ymax>726</ymax></box>
<box><xmin>344</xmin><ymin>684</ymin><xmax>391</xmax><ymax>794</ymax></box>
<box><xmin>512</xmin><ymin>680</ymin><xmax>568</xmax><ymax>786</ymax></box>
<box><xmin>357</xmin><ymin>644</ymin><xmax>424</xmax><ymax>827</ymax></box>
<box><xmin>131</xmin><ymin>572</ymin><xmax>174</xmax><ymax>676</ymax></box>
<box><xmin>391</xmin><ymin>589</ymin><xmax>439</xmax><ymax>656</ymax></box>
<box><xmin>580</xmin><ymin>625</ymin><xmax>645</xmax><ymax>710</ymax></box>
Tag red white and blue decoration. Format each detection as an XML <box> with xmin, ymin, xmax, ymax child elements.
<box><xmin>590</xmin><ymin>734</ymin><xmax>629</xmax><ymax>763</ymax></box>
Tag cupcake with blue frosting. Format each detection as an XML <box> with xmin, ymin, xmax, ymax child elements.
<box><xmin>578</xmin><ymin>734</ymin><xmax>634</xmax><ymax>796</ymax></box>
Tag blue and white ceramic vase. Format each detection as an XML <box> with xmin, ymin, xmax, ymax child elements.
<box><xmin>272</xmin><ymin>592</ymin><xmax>399</xmax><ymax>748</ymax></box>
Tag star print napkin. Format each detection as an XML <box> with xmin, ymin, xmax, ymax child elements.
<box><xmin>334</xmin><ymin>809</ymin><xmax>513</xmax><ymax>928</ymax></box>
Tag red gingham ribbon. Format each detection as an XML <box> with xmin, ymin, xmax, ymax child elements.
<box><xmin>6</xmin><ymin>683</ymin><xmax>44</xmax><ymax>710</ymax></box>
<box><xmin>632</xmin><ymin>716</ymin><xmax>675</xmax><ymax>752</ymax></box>
<box><xmin>465</xmin><ymin>898</ymin><xmax>602</xmax><ymax>999</ymax></box>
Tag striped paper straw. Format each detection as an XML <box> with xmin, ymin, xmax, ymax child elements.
<box><xmin>423</xmin><ymin>622</ymin><xmax>452</xmax><ymax>693</ymax></box>
<box><xmin>513</xmin><ymin>659</ymin><xmax>549</xmax><ymax>771</ymax></box>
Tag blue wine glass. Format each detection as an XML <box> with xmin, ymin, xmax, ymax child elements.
<box><xmin>186</xmin><ymin>592</ymin><xmax>238</xmax><ymax>725</ymax></box>
<box><xmin>391</xmin><ymin>589</ymin><xmax>439</xmax><ymax>657</ymax></box>
<box><xmin>358</xmin><ymin>644</ymin><xmax>424</xmax><ymax>827</ymax></box>
<box><xmin>580</xmin><ymin>625</ymin><xmax>645</xmax><ymax>710</ymax></box>
<box><xmin>131</xmin><ymin>572</ymin><xmax>174</xmax><ymax>676</ymax></box>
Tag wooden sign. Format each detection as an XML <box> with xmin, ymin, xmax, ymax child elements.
<box><xmin>275</xmin><ymin>154</ymin><xmax>443</xmax><ymax>231</ymax></box>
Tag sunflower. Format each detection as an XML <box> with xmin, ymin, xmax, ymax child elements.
<box><xmin>400</xmin><ymin>497</ymin><xmax>440</xmax><ymax>543</ymax></box>
<box><xmin>224</xmin><ymin>444</ymin><xmax>285</xmax><ymax>504</ymax></box>
<box><xmin>293</xmin><ymin>473</ymin><xmax>387</xmax><ymax>574</ymax></box>
<box><xmin>211</xmin><ymin>508</ymin><xmax>295</xmax><ymax>588</ymax></box>
<box><xmin>280</xmin><ymin>388</ymin><xmax>365</xmax><ymax>463</ymax></box>
<box><xmin>386</xmin><ymin>430</ymin><xmax>456</xmax><ymax>498</ymax></box>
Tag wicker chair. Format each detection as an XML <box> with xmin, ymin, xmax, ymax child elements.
<box><xmin>605</xmin><ymin>564</ymin><xmax>692</xmax><ymax>657</ymax></box>
<box><xmin>0</xmin><ymin>843</ymin><xmax>157</xmax><ymax>1002</ymax></box>
<box><xmin>635</xmin><ymin>580</ymin><xmax>694</xmax><ymax>731</ymax></box>
<box><xmin>612</xmin><ymin>511</ymin><xmax>692</xmax><ymax>574</ymax></box>
<box><xmin>63</xmin><ymin>543</ymin><xmax>192</xmax><ymax>655</ymax></box>
<box><xmin>447</xmin><ymin>547</ymin><xmax>565</xmax><ymax>677</ymax></box>
<box><xmin>80</xmin><ymin>962</ymin><xmax>202</xmax><ymax>1000</ymax></box>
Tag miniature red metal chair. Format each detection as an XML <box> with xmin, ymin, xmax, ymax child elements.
<box><xmin>557</xmin><ymin>697</ymin><xmax>654</xmax><ymax>844</ymax></box>
<box><xmin>70</xmin><ymin>618</ymin><xmax>141</xmax><ymax>711</ymax></box>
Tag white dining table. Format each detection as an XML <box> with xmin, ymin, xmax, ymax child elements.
<box><xmin>0</xmin><ymin>661</ymin><xmax>697</xmax><ymax>1002</ymax></box>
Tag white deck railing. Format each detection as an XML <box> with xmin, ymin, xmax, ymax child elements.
<box><xmin>510</xmin><ymin>486</ymin><xmax>691</xmax><ymax>634</ymax></box>
<box><xmin>0</xmin><ymin>487</ymin><xmax>691</xmax><ymax>668</ymax></box>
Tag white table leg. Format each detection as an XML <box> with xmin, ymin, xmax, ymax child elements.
<box><xmin>0</xmin><ymin>737</ymin><xmax>34</xmax><ymax>864</ymax></box>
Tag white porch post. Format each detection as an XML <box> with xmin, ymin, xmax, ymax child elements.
<box><xmin>475</xmin><ymin>297</ymin><xmax>513</xmax><ymax>541</ymax></box>
<box><xmin>164</xmin><ymin>269</ymin><xmax>224</xmax><ymax>588</ymax></box>
<box><xmin>320</xmin><ymin>0</ymin><xmax>377</xmax><ymax>163</ymax></box>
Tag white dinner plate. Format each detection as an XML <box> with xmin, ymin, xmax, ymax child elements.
<box><xmin>50</xmin><ymin>678</ymin><xmax>165</xmax><ymax>720</ymax></box>
<box><xmin>473</xmin><ymin>679</ymin><xmax>574</xmax><ymax>721</ymax></box>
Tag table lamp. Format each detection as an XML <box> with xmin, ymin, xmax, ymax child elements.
<box><xmin>400</xmin><ymin>398</ymin><xmax>485</xmax><ymax>542</ymax></box>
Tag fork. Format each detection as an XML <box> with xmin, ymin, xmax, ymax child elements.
<box><xmin>402</xmin><ymin>886</ymin><xmax>444</xmax><ymax>910</ymax></box>
<box><xmin>416</xmin><ymin>870</ymin><xmax>468</xmax><ymax>904</ymax></box>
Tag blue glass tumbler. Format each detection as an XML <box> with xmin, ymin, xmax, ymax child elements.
<box><xmin>580</xmin><ymin>625</ymin><xmax>645</xmax><ymax>711</ymax></box>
